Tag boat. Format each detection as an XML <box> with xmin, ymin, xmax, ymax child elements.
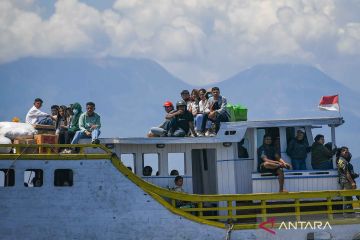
<box><xmin>1</xmin><ymin>116</ymin><xmax>360</xmax><ymax>240</ymax></box>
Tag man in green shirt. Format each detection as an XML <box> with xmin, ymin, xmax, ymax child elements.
<box><xmin>71</xmin><ymin>102</ymin><xmax>101</xmax><ymax>144</ymax></box>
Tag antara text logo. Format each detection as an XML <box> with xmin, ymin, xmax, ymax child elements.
<box><xmin>259</xmin><ymin>218</ymin><xmax>332</xmax><ymax>235</ymax></box>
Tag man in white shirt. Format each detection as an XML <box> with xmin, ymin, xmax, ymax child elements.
<box><xmin>25</xmin><ymin>98</ymin><xmax>54</xmax><ymax>125</ymax></box>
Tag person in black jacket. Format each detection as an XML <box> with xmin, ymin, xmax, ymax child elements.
<box><xmin>286</xmin><ymin>130</ymin><xmax>310</xmax><ymax>170</ymax></box>
<box><xmin>311</xmin><ymin>134</ymin><xmax>336</xmax><ymax>169</ymax></box>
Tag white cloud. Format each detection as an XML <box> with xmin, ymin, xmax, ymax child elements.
<box><xmin>0</xmin><ymin>0</ymin><xmax>359</xmax><ymax>87</ymax></box>
<box><xmin>337</xmin><ymin>23</ymin><xmax>360</xmax><ymax>55</ymax></box>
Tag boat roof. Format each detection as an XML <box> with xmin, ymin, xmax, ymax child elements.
<box><xmin>100</xmin><ymin>117</ymin><xmax>343</xmax><ymax>145</ymax></box>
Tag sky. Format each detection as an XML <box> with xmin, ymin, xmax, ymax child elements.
<box><xmin>1</xmin><ymin>0</ymin><xmax>360</xmax><ymax>89</ymax></box>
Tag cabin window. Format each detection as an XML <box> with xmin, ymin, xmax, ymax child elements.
<box><xmin>54</xmin><ymin>169</ymin><xmax>73</xmax><ymax>187</ymax></box>
<box><xmin>121</xmin><ymin>153</ymin><xmax>135</xmax><ymax>173</ymax></box>
<box><xmin>0</xmin><ymin>169</ymin><xmax>15</xmax><ymax>187</ymax></box>
<box><xmin>168</xmin><ymin>153</ymin><xmax>185</xmax><ymax>175</ymax></box>
<box><xmin>142</xmin><ymin>153</ymin><xmax>159</xmax><ymax>176</ymax></box>
<box><xmin>257</xmin><ymin>127</ymin><xmax>280</xmax><ymax>153</ymax></box>
<box><xmin>237</xmin><ymin>138</ymin><xmax>250</xmax><ymax>158</ymax></box>
<box><xmin>24</xmin><ymin>169</ymin><xmax>43</xmax><ymax>187</ymax></box>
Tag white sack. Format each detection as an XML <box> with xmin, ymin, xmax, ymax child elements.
<box><xmin>0</xmin><ymin>122</ymin><xmax>37</xmax><ymax>140</ymax></box>
<box><xmin>0</xmin><ymin>136</ymin><xmax>12</xmax><ymax>153</ymax></box>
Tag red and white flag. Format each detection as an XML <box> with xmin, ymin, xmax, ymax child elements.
<box><xmin>318</xmin><ymin>95</ymin><xmax>339</xmax><ymax>111</ymax></box>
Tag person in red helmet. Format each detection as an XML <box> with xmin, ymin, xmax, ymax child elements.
<box><xmin>148</xmin><ymin>101</ymin><xmax>175</xmax><ymax>137</ymax></box>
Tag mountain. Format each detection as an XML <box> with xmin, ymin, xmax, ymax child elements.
<box><xmin>0</xmin><ymin>58</ymin><xmax>359</xmax><ymax>158</ymax></box>
<box><xmin>0</xmin><ymin>57</ymin><xmax>190</xmax><ymax>137</ymax></box>
<box><xmin>214</xmin><ymin>64</ymin><xmax>360</xmax><ymax>158</ymax></box>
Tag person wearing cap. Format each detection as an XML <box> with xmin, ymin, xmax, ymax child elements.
<box><xmin>286</xmin><ymin>129</ymin><xmax>311</xmax><ymax>170</ymax></box>
<box><xmin>25</xmin><ymin>98</ymin><xmax>54</xmax><ymax>125</ymax></box>
<box><xmin>180</xmin><ymin>90</ymin><xmax>191</xmax><ymax>111</ymax></box>
<box><xmin>166</xmin><ymin>100</ymin><xmax>197</xmax><ymax>137</ymax></box>
<box><xmin>148</xmin><ymin>101</ymin><xmax>175</xmax><ymax>137</ymax></box>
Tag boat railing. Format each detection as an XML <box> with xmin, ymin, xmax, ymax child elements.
<box><xmin>110</xmin><ymin>154</ymin><xmax>360</xmax><ymax>230</ymax></box>
<box><xmin>0</xmin><ymin>143</ymin><xmax>113</xmax><ymax>160</ymax></box>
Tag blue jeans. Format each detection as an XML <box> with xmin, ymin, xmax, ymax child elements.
<box><xmin>291</xmin><ymin>159</ymin><xmax>307</xmax><ymax>170</ymax></box>
<box><xmin>201</xmin><ymin>112</ymin><xmax>229</xmax><ymax>133</ymax></box>
<box><xmin>37</xmin><ymin>117</ymin><xmax>53</xmax><ymax>125</ymax></box>
<box><xmin>167</xmin><ymin>118</ymin><xmax>187</xmax><ymax>137</ymax></box>
<box><xmin>195</xmin><ymin>114</ymin><xmax>211</xmax><ymax>131</ymax></box>
<box><xmin>170</xmin><ymin>128</ymin><xmax>186</xmax><ymax>137</ymax></box>
<box><xmin>71</xmin><ymin>129</ymin><xmax>100</xmax><ymax>144</ymax></box>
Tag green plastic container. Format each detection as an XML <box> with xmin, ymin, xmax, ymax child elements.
<box><xmin>227</xmin><ymin>104</ymin><xmax>247</xmax><ymax>121</ymax></box>
<box><xmin>226</xmin><ymin>104</ymin><xmax>236</xmax><ymax>122</ymax></box>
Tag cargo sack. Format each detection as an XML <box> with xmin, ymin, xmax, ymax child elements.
<box><xmin>0</xmin><ymin>122</ymin><xmax>37</xmax><ymax>140</ymax></box>
<box><xmin>0</xmin><ymin>136</ymin><xmax>12</xmax><ymax>153</ymax></box>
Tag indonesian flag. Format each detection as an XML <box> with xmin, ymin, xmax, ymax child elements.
<box><xmin>318</xmin><ymin>95</ymin><xmax>339</xmax><ymax>111</ymax></box>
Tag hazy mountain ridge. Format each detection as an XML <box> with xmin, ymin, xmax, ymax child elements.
<box><xmin>0</xmin><ymin>57</ymin><xmax>359</xmax><ymax>157</ymax></box>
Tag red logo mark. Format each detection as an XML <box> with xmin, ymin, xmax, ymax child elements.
<box><xmin>259</xmin><ymin>217</ymin><xmax>276</xmax><ymax>235</ymax></box>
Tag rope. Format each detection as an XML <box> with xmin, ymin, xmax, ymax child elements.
<box><xmin>224</xmin><ymin>223</ymin><xmax>234</xmax><ymax>240</ymax></box>
<box><xmin>5</xmin><ymin>145</ymin><xmax>31</xmax><ymax>179</ymax></box>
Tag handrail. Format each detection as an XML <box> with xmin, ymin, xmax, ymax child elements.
<box><xmin>109</xmin><ymin>154</ymin><xmax>360</xmax><ymax>230</ymax></box>
<box><xmin>0</xmin><ymin>144</ymin><xmax>113</xmax><ymax>160</ymax></box>
<box><xmin>1</xmin><ymin>146</ymin><xmax>359</xmax><ymax>231</ymax></box>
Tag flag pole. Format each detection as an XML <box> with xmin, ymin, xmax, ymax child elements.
<box><xmin>337</xmin><ymin>93</ymin><xmax>342</xmax><ymax>117</ymax></box>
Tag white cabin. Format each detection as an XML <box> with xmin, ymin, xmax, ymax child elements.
<box><xmin>97</xmin><ymin>117</ymin><xmax>343</xmax><ymax>195</ymax></box>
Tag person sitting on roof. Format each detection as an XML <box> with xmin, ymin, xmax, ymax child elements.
<box><xmin>257</xmin><ymin>134</ymin><xmax>291</xmax><ymax>192</ymax></box>
<box><xmin>148</xmin><ymin>101</ymin><xmax>175</xmax><ymax>137</ymax></box>
<box><xmin>286</xmin><ymin>129</ymin><xmax>311</xmax><ymax>170</ymax></box>
<box><xmin>166</xmin><ymin>100</ymin><xmax>197</xmax><ymax>137</ymax></box>
<box><xmin>51</xmin><ymin>105</ymin><xmax>59</xmax><ymax>125</ymax></box>
<box><xmin>200</xmin><ymin>87</ymin><xmax>230</xmax><ymax>136</ymax></box>
<box><xmin>180</xmin><ymin>90</ymin><xmax>191</xmax><ymax>111</ymax></box>
<box><xmin>71</xmin><ymin>101</ymin><xmax>101</xmax><ymax>145</ymax></box>
<box><xmin>311</xmin><ymin>134</ymin><xmax>336</xmax><ymax>170</ymax></box>
<box><xmin>25</xmin><ymin>98</ymin><xmax>55</xmax><ymax>125</ymax></box>
<box><xmin>191</xmin><ymin>88</ymin><xmax>211</xmax><ymax>136</ymax></box>
<box><xmin>56</xmin><ymin>105</ymin><xmax>69</xmax><ymax>153</ymax></box>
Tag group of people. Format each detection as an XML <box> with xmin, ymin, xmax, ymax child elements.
<box><xmin>148</xmin><ymin>87</ymin><xmax>230</xmax><ymax>137</ymax></box>
<box><xmin>25</xmin><ymin>98</ymin><xmax>101</xmax><ymax>153</ymax></box>
<box><xmin>257</xmin><ymin>132</ymin><xmax>358</xmax><ymax>196</ymax></box>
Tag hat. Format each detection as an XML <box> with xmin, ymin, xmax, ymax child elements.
<box><xmin>181</xmin><ymin>90</ymin><xmax>189</xmax><ymax>95</ymax></box>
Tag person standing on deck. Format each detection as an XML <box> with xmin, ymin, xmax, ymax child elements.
<box><xmin>286</xmin><ymin>130</ymin><xmax>310</xmax><ymax>170</ymax></box>
<box><xmin>71</xmin><ymin>102</ymin><xmax>101</xmax><ymax>145</ymax></box>
<box><xmin>258</xmin><ymin>134</ymin><xmax>291</xmax><ymax>192</ymax></box>
<box><xmin>25</xmin><ymin>98</ymin><xmax>55</xmax><ymax>125</ymax></box>
<box><xmin>311</xmin><ymin>134</ymin><xmax>336</xmax><ymax>169</ymax></box>
<box><xmin>336</xmin><ymin>146</ymin><xmax>357</xmax><ymax>211</ymax></box>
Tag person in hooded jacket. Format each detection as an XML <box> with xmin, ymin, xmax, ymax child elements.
<box><xmin>63</xmin><ymin>103</ymin><xmax>82</xmax><ymax>152</ymax></box>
